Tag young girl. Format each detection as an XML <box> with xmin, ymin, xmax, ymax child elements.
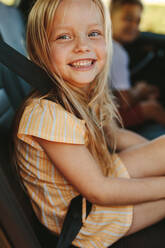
<box><xmin>14</xmin><ymin>0</ymin><xmax>165</xmax><ymax>247</ymax></box>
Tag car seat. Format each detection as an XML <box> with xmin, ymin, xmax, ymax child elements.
<box><xmin>0</xmin><ymin>2</ymin><xmax>31</xmax><ymax>112</ymax></box>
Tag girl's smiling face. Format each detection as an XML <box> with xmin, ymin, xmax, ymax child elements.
<box><xmin>49</xmin><ymin>0</ymin><xmax>106</xmax><ymax>90</ymax></box>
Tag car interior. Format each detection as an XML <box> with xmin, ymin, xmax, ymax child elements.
<box><xmin>126</xmin><ymin>31</ymin><xmax>165</xmax><ymax>106</ymax></box>
<box><xmin>1</xmin><ymin>0</ymin><xmax>165</xmax><ymax>247</ymax></box>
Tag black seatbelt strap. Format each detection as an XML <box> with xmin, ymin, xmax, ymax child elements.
<box><xmin>56</xmin><ymin>195</ymin><xmax>92</xmax><ymax>248</ymax></box>
<box><xmin>0</xmin><ymin>39</ymin><xmax>92</xmax><ymax>247</ymax></box>
<box><xmin>0</xmin><ymin>38</ymin><xmax>53</xmax><ymax>94</ymax></box>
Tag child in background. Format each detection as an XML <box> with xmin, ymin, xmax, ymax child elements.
<box><xmin>13</xmin><ymin>0</ymin><xmax>165</xmax><ymax>247</ymax></box>
<box><xmin>110</xmin><ymin>0</ymin><xmax>165</xmax><ymax>139</ymax></box>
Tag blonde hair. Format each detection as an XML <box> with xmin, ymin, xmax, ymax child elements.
<box><xmin>21</xmin><ymin>0</ymin><xmax>120</xmax><ymax>173</ymax></box>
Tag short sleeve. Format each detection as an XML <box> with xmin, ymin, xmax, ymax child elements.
<box><xmin>18</xmin><ymin>99</ymin><xmax>86</xmax><ymax>149</ymax></box>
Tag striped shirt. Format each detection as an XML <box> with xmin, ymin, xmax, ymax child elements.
<box><xmin>16</xmin><ymin>98</ymin><xmax>133</xmax><ymax>248</ymax></box>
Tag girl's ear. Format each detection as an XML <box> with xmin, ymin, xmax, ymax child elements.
<box><xmin>0</xmin><ymin>39</ymin><xmax>54</xmax><ymax>94</ymax></box>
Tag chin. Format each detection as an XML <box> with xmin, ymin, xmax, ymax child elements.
<box><xmin>126</xmin><ymin>34</ymin><xmax>138</xmax><ymax>42</ymax></box>
<box><xmin>71</xmin><ymin>78</ymin><xmax>95</xmax><ymax>86</ymax></box>
<box><xmin>122</xmin><ymin>36</ymin><xmax>135</xmax><ymax>44</ymax></box>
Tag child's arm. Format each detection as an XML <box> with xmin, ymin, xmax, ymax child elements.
<box><xmin>35</xmin><ymin>137</ymin><xmax>165</xmax><ymax>206</ymax></box>
<box><xmin>114</xmin><ymin>82</ymin><xmax>159</xmax><ymax>110</ymax></box>
<box><xmin>139</xmin><ymin>99</ymin><xmax>165</xmax><ymax>126</ymax></box>
<box><xmin>115</xmin><ymin>128</ymin><xmax>147</xmax><ymax>151</ymax></box>
<box><xmin>104</xmin><ymin>126</ymin><xmax>147</xmax><ymax>152</ymax></box>
<box><xmin>131</xmin><ymin>81</ymin><xmax>159</xmax><ymax>103</ymax></box>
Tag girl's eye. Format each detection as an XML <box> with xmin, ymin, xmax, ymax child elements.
<box><xmin>88</xmin><ymin>31</ymin><xmax>101</xmax><ymax>37</ymax></box>
<box><xmin>57</xmin><ymin>34</ymin><xmax>71</xmax><ymax>40</ymax></box>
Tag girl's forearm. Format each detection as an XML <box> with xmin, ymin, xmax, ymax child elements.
<box><xmin>104</xmin><ymin>126</ymin><xmax>147</xmax><ymax>152</ymax></box>
<box><xmin>113</xmin><ymin>128</ymin><xmax>147</xmax><ymax>152</ymax></box>
<box><xmin>91</xmin><ymin>176</ymin><xmax>165</xmax><ymax>206</ymax></box>
<box><xmin>117</xmin><ymin>129</ymin><xmax>147</xmax><ymax>150</ymax></box>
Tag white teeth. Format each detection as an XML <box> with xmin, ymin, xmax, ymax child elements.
<box><xmin>71</xmin><ymin>60</ymin><xmax>93</xmax><ymax>68</ymax></box>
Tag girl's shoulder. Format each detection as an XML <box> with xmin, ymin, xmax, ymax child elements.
<box><xmin>18</xmin><ymin>98</ymin><xmax>86</xmax><ymax>145</ymax></box>
<box><xmin>25</xmin><ymin>98</ymin><xmax>85</xmax><ymax>124</ymax></box>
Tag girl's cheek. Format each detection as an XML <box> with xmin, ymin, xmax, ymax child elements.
<box><xmin>99</xmin><ymin>42</ymin><xmax>107</xmax><ymax>59</ymax></box>
<box><xmin>99</xmin><ymin>39</ymin><xmax>106</xmax><ymax>50</ymax></box>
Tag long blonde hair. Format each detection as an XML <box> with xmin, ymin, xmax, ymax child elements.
<box><xmin>18</xmin><ymin>0</ymin><xmax>120</xmax><ymax>173</ymax></box>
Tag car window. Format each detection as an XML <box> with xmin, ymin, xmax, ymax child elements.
<box><xmin>0</xmin><ymin>0</ymin><xmax>20</xmax><ymax>6</ymax></box>
<box><xmin>140</xmin><ymin>0</ymin><xmax>165</xmax><ymax>34</ymax></box>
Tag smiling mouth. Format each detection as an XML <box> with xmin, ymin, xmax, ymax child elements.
<box><xmin>69</xmin><ymin>59</ymin><xmax>96</xmax><ymax>69</ymax></box>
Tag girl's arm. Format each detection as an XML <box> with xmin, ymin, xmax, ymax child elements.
<box><xmin>115</xmin><ymin>128</ymin><xmax>148</xmax><ymax>151</ymax></box>
<box><xmin>35</xmin><ymin>137</ymin><xmax>165</xmax><ymax>206</ymax></box>
<box><xmin>104</xmin><ymin>126</ymin><xmax>147</xmax><ymax>152</ymax></box>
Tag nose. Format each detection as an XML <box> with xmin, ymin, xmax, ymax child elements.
<box><xmin>74</xmin><ymin>34</ymin><xmax>90</xmax><ymax>53</ymax></box>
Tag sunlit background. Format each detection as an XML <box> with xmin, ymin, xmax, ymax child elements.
<box><xmin>105</xmin><ymin>0</ymin><xmax>165</xmax><ymax>34</ymax></box>
<box><xmin>140</xmin><ymin>0</ymin><xmax>165</xmax><ymax>34</ymax></box>
<box><xmin>1</xmin><ymin>0</ymin><xmax>165</xmax><ymax>34</ymax></box>
<box><xmin>0</xmin><ymin>0</ymin><xmax>20</xmax><ymax>6</ymax></box>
